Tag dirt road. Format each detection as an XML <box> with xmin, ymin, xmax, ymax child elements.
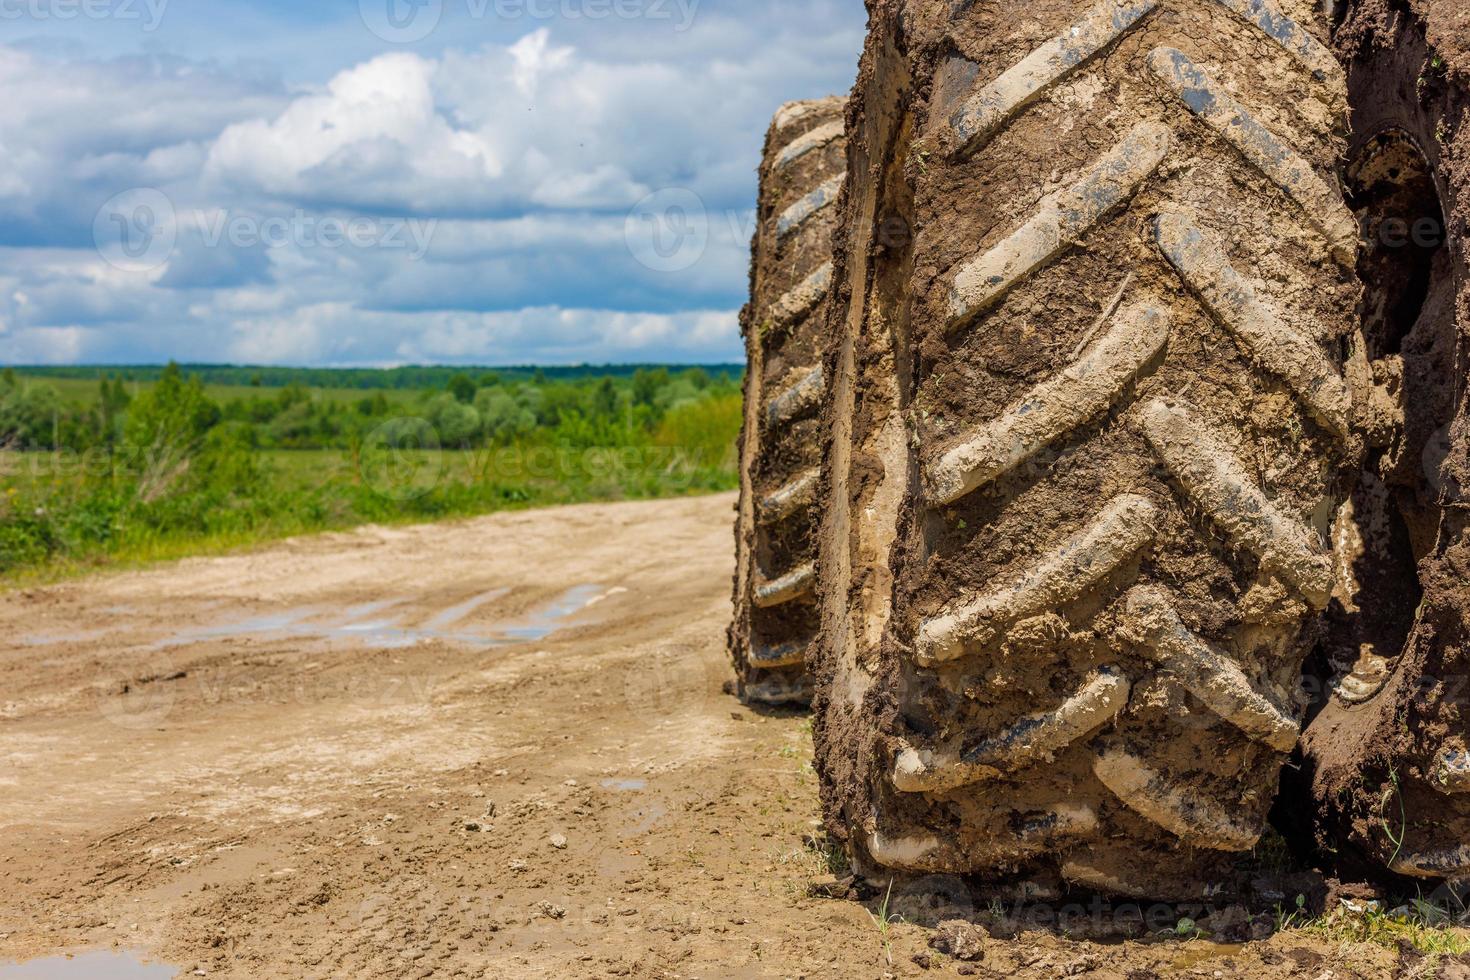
<box><xmin>0</xmin><ymin>494</ymin><xmax>1408</xmax><ymax>977</ymax></box>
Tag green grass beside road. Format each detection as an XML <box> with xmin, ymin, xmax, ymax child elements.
<box><xmin>0</xmin><ymin>363</ymin><xmax>742</xmax><ymax>580</ymax></box>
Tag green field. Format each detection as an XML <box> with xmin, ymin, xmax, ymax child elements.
<box><xmin>0</xmin><ymin>363</ymin><xmax>743</xmax><ymax>580</ymax></box>
<box><xmin>40</xmin><ymin>376</ymin><xmax>428</xmax><ymax>409</ymax></box>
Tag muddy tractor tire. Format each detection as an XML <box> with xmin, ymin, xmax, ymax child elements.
<box><xmin>811</xmin><ymin>0</ymin><xmax>1364</xmax><ymax>898</ymax></box>
<box><xmin>1288</xmin><ymin>0</ymin><xmax>1470</xmax><ymax>886</ymax></box>
<box><xmin>729</xmin><ymin>97</ymin><xmax>847</xmax><ymax>708</ymax></box>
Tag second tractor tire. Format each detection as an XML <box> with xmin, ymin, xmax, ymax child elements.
<box><xmin>1290</xmin><ymin>0</ymin><xmax>1470</xmax><ymax>889</ymax></box>
<box><xmin>730</xmin><ymin>97</ymin><xmax>847</xmax><ymax>707</ymax></box>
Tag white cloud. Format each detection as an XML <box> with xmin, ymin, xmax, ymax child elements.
<box><xmin>205</xmin><ymin>53</ymin><xmax>503</xmax><ymax>211</ymax></box>
<box><xmin>0</xmin><ymin>0</ymin><xmax>866</xmax><ymax>366</ymax></box>
<box><xmin>396</xmin><ymin>307</ymin><xmax>739</xmax><ymax>363</ymax></box>
<box><xmin>508</xmin><ymin>29</ymin><xmax>573</xmax><ymax>98</ymax></box>
<box><xmin>203</xmin><ymin>32</ymin><xmax>660</xmax><ymax>215</ymax></box>
<box><xmin>4</xmin><ymin>326</ymin><xmax>87</xmax><ymax>364</ymax></box>
<box><xmin>0</xmin><ymin>47</ymin><xmax>286</xmax><ymax>233</ymax></box>
<box><xmin>216</xmin><ymin>303</ymin><xmax>741</xmax><ymax>366</ymax></box>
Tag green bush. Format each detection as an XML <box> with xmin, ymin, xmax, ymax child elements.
<box><xmin>0</xmin><ymin>378</ymin><xmax>64</xmax><ymax>450</ymax></box>
<box><xmin>475</xmin><ymin>388</ymin><xmax>537</xmax><ymax>444</ymax></box>
<box><xmin>425</xmin><ymin>393</ymin><xmax>481</xmax><ymax>447</ymax></box>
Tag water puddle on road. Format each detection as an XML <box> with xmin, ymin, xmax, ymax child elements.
<box><xmin>17</xmin><ymin>629</ymin><xmax>117</xmax><ymax>648</ymax></box>
<box><xmin>499</xmin><ymin>584</ymin><xmax>611</xmax><ymax>642</ymax></box>
<box><xmin>0</xmin><ymin>951</ymin><xmax>177</xmax><ymax>979</ymax></box>
<box><xmin>600</xmin><ymin>778</ymin><xmax>649</xmax><ymax>792</ymax></box>
<box><xmin>148</xmin><ymin>584</ymin><xmax>618</xmax><ymax>652</ymax></box>
<box><xmin>151</xmin><ymin>608</ymin><xmax>324</xmax><ymax>649</ymax></box>
<box><xmin>422</xmin><ymin>589</ymin><xmax>511</xmax><ymax>631</ymax></box>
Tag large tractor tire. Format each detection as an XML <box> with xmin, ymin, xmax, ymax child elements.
<box><xmin>1289</xmin><ymin>0</ymin><xmax>1470</xmax><ymax>888</ymax></box>
<box><xmin>729</xmin><ymin>97</ymin><xmax>847</xmax><ymax>707</ymax></box>
<box><xmin>812</xmin><ymin>0</ymin><xmax>1364</xmax><ymax>898</ymax></box>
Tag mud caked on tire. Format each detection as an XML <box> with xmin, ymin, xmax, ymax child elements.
<box><xmin>812</xmin><ymin>0</ymin><xmax>1364</xmax><ymax>898</ymax></box>
<box><xmin>729</xmin><ymin>97</ymin><xmax>848</xmax><ymax>707</ymax></box>
<box><xmin>1289</xmin><ymin>0</ymin><xmax>1470</xmax><ymax>887</ymax></box>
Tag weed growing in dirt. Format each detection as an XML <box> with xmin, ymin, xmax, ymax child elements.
<box><xmin>1378</xmin><ymin>767</ymin><xmax>1409</xmax><ymax>867</ymax></box>
<box><xmin>778</xmin><ymin>828</ymin><xmax>851</xmax><ymax>890</ymax></box>
<box><xmin>1276</xmin><ymin>894</ymin><xmax>1312</xmax><ymax>933</ymax></box>
<box><xmin>1172</xmin><ymin>916</ymin><xmax>1206</xmax><ymax>940</ymax></box>
<box><xmin>809</xmin><ymin>834</ymin><xmax>851</xmax><ymax>879</ymax></box>
<box><xmin>868</xmin><ymin>880</ymin><xmax>901</xmax><ymax>966</ymax></box>
<box><xmin>1296</xmin><ymin>904</ymin><xmax>1470</xmax><ymax>957</ymax></box>
<box><xmin>1419</xmin><ymin>54</ymin><xmax>1448</xmax><ymax>99</ymax></box>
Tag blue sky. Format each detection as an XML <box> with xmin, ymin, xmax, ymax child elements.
<box><xmin>0</xmin><ymin>0</ymin><xmax>866</xmax><ymax>365</ymax></box>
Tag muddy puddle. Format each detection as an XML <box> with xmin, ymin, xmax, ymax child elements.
<box><xmin>600</xmin><ymin>778</ymin><xmax>649</xmax><ymax>792</ymax></box>
<box><xmin>0</xmin><ymin>951</ymin><xmax>176</xmax><ymax>979</ymax></box>
<box><xmin>1169</xmin><ymin>942</ymin><xmax>1248</xmax><ymax>969</ymax></box>
<box><xmin>497</xmin><ymin>584</ymin><xmax>611</xmax><ymax>641</ymax></box>
<box><xmin>16</xmin><ymin>629</ymin><xmax>115</xmax><ymax>648</ymax></box>
<box><xmin>143</xmin><ymin>584</ymin><xmax>621</xmax><ymax>652</ymax></box>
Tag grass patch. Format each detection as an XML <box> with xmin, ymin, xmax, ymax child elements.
<box><xmin>1286</xmin><ymin>896</ymin><xmax>1470</xmax><ymax>957</ymax></box>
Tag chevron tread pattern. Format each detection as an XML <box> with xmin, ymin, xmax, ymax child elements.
<box><xmin>850</xmin><ymin>0</ymin><xmax>1359</xmax><ymax>890</ymax></box>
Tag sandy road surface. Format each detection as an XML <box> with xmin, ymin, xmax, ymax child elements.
<box><xmin>0</xmin><ymin>494</ymin><xmax>1407</xmax><ymax>978</ymax></box>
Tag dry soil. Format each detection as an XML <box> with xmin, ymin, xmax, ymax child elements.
<box><xmin>0</xmin><ymin>494</ymin><xmax>1425</xmax><ymax>977</ymax></box>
